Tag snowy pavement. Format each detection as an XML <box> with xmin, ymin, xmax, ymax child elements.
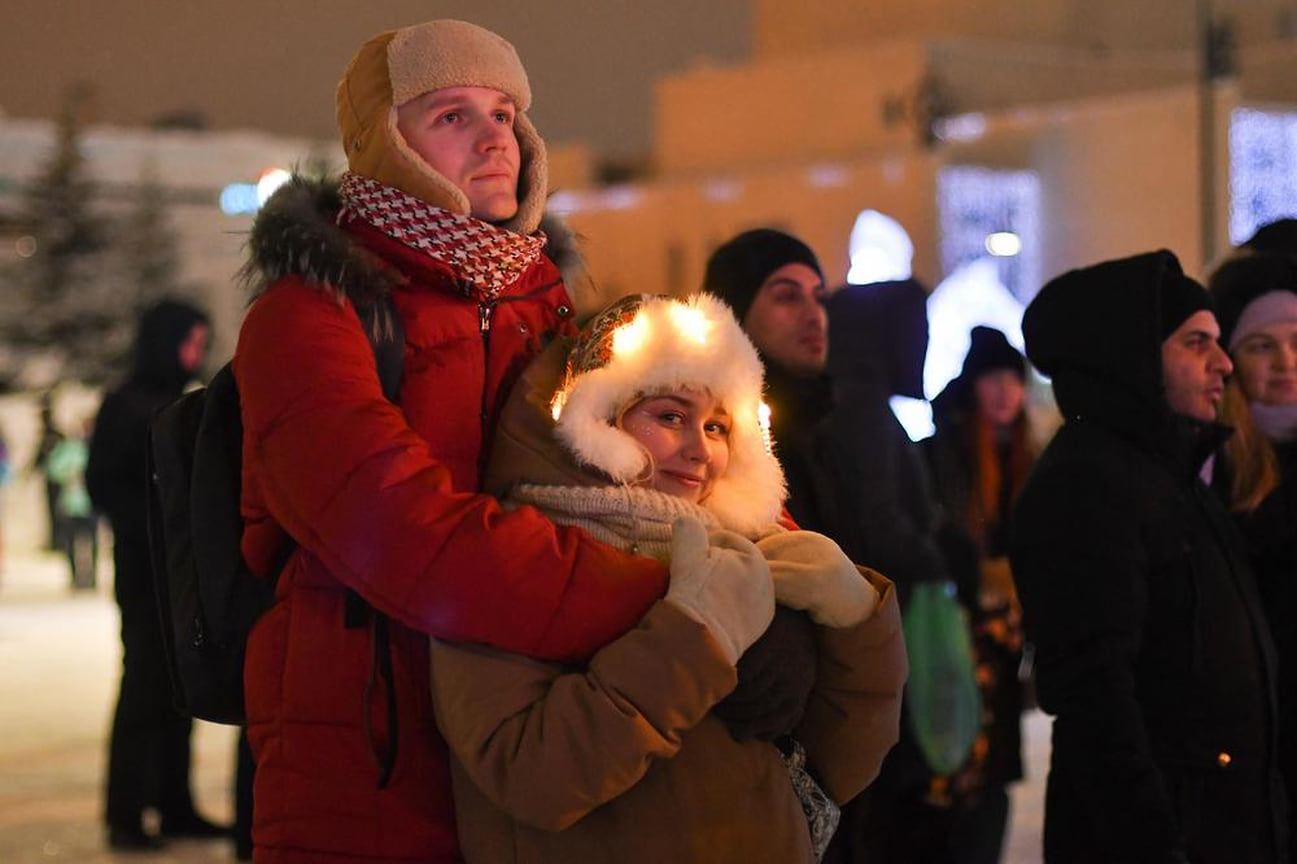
<box><xmin>0</xmin><ymin>552</ymin><xmax>239</xmax><ymax>862</ymax></box>
<box><xmin>0</xmin><ymin>549</ymin><xmax>1047</xmax><ymax>863</ymax></box>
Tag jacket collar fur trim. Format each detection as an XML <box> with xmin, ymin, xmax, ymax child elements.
<box><xmin>240</xmin><ymin>174</ymin><xmax>582</xmax><ymax>311</ymax></box>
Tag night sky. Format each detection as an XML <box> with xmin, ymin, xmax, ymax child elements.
<box><xmin>0</xmin><ymin>0</ymin><xmax>750</xmax><ymax>160</ymax></box>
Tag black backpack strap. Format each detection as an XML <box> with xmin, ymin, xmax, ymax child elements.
<box><xmin>357</xmin><ymin>293</ymin><xmax>405</xmax><ymax>403</ymax></box>
<box><xmin>352</xmin><ymin>291</ymin><xmax>404</xmax><ymax>788</ymax></box>
<box><xmin>361</xmin><ymin>615</ymin><xmax>399</xmax><ymax>788</ymax></box>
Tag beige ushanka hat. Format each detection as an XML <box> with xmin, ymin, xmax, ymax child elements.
<box><xmin>550</xmin><ymin>293</ymin><xmax>788</xmax><ymax>536</ymax></box>
<box><xmin>335</xmin><ymin>19</ymin><xmax>548</xmax><ymax>235</ymax></box>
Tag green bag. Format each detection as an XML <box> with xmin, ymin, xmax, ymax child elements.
<box><xmin>902</xmin><ymin>580</ymin><xmax>981</xmax><ymax>775</ymax></box>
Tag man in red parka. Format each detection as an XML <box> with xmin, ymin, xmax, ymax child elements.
<box><xmin>232</xmin><ymin>19</ymin><xmax>773</xmax><ymax>863</ymax></box>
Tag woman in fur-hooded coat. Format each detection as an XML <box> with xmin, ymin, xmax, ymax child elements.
<box><xmin>429</xmin><ymin>293</ymin><xmax>907</xmax><ymax>864</ymax></box>
<box><xmin>233</xmin><ymin>20</ymin><xmax>670</xmax><ymax>864</ymax></box>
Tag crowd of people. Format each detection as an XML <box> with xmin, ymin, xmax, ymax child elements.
<box><xmin>59</xmin><ymin>13</ymin><xmax>1297</xmax><ymax>864</ymax></box>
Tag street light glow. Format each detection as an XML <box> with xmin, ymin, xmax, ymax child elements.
<box><xmin>985</xmin><ymin>231</ymin><xmax>1022</xmax><ymax>257</ymax></box>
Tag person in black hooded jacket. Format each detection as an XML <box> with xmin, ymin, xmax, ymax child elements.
<box><xmin>1012</xmin><ymin>250</ymin><xmax>1286</xmax><ymax>863</ymax></box>
<box><xmin>86</xmin><ymin>298</ymin><xmax>222</xmax><ymax>852</ymax></box>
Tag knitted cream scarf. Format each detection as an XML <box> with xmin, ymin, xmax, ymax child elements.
<box><xmin>338</xmin><ymin>171</ymin><xmax>545</xmax><ymax>301</ymax></box>
<box><xmin>506</xmin><ymin>483</ymin><xmax>719</xmax><ymax>562</ymax></box>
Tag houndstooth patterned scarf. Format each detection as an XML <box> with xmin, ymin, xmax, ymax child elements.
<box><xmin>337</xmin><ymin>171</ymin><xmax>546</xmax><ymax>301</ymax></box>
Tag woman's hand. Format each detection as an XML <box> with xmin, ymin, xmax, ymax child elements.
<box><xmin>666</xmin><ymin>517</ymin><xmax>775</xmax><ymax>664</ymax></box>
<box><xmin>758</xmin><ymin>531</ymin><xmax>879</xmax><ymax>628</ymax></box>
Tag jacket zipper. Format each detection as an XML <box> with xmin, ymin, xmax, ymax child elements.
<box><xmin>475</xmin><ymin>276</ymin><xmax>564</xmax><ymax>430</ymax></box>
<box><xmin>478</xmin><ymin>298</ymin><xmax>495</xmax><ymax>431</ymax></box>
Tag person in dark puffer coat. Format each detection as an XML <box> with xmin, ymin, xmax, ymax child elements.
<box><xmin>1013</xmin><ymin>249</ymin><xmax>1286</xmax><ymax>863</ymax></box>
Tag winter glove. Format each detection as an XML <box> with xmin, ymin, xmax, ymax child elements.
<box><xmin>712</xmin><ymin>605</ymin><xmax>818</xmax><ymax>741</ymax></box>
<box><xmin>757</xmin><ymin>531</ymin><xmax>879</xmax><ymax>628</ymax></box>
<box><xmin>666</xmin><ymin>516</ymin><xmax>775</xmax><ymax>666</ymax></box>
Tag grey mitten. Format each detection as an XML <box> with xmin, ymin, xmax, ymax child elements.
<box><xmin>667</xmin><ymin>517</ymin><xmax>775</xmax><ymax>664</ymax></box>
<box><xmin>758</xmin><ymin>530</ymin><xmax>879</xmax><ymax>628</ymax></box>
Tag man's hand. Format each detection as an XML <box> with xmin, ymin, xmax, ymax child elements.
<box><xmin>712</xmin><ymin>605</ymin><xmax>817</xmax><ymax>741</ymax></box>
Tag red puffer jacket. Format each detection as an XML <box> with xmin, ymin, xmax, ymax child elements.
<box><xmin>233</xmin><ymin>179</ymin><xmax>668</xmax><ymax>863</ymax></box>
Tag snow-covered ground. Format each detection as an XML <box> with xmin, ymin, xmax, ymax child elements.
<box><xmin>0</xmin><ymin>552</ymin><xmax>239</xmax><ymax>862</ymax></box>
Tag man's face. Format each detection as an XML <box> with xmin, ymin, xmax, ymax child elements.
<box><xmin>178</xmin><ymin>323</ymin><xmax>210</xmax><ymax>376</ymax></box>
<box><xmin>741</xmin><ymin>263</ymin><xmax>829</xmax><ymax>378</ymax></box>
<box><xmin>1161</xmin><ymin>309</ymin><xmax>1233</xmax><ymax>422</ymax></box>
<box><xmin>395</xmin><ymin>85</ymin><xmax>521</xmax><ymax>223</ymax></box>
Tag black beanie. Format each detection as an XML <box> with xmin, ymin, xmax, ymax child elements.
<box><xmin>931</xmin><ymin>326</ymin><xmax>1024</xmax><ymax>417</ymax></box>
<box><xmin>1244</xmin><ymin>218</ymin><xmax>1297</xmax><ymax>256</ymax></box>
<box><xmin>1159</xmin><ymin>272</ymin><xmax>1213</xmax><ymax>341</ymax></box>
<box><xmin>703</xmin><ymin>228</ymin><xmax>825</xmax><ymax>324</ymax></box>
<box><xmin>961</xmin><ymin>326</ymin><xmax>1025</xmax><ymax>381</ymax></box>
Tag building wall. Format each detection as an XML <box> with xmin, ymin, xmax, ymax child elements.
<box><xmin>930</xmin><ymin>39</ymin><xmax>1193</xmax><ymax>116</ymax></box>
<box><xmin>754</xmin><ymin>0</ymin><xmax>1295</xmax><ymax>58</ymax></box>
<box><xmin>943</xmin><ymin>84</ymin><xmax>1234</xmax><ymax>281</ymax></box>
<box><xmin>753</xmin><ymin>0</ymin><xmax>1069</xmax><ymax>58</ymax></box>
<box><xmin>565</xmin><ymin>150</ymin><xmax>940</xmax><ymax>300</ymax></box>
<box><xmin>569</xmin><ymin>83</ymin><xmax>1241</xmax><ymax>307</ymax></box>
<box><xmin>654</xmin><ymin>42</ymin><xmax>927</xmax><ymax>176</ymax></box>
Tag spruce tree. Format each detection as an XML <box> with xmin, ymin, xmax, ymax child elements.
<box><xmin>0</xmin><ymin>85</ymin><xmax>195</xmax><ymax>388</ymax></box>
<box><xmin>120</xmin><ymin>159</ymin><xmax>182</xmax><ymax>308</ymax></box>
<box><xmin>0</xmin><ymin>84</ymin><xmax>118</xmax><ymax>388</ymax></box>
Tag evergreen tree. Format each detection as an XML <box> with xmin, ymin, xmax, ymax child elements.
<box><xmin>26</xmin><ymin>83</ymin><xmax>103</xmax><ymax>315</ymax></box>
<box><xmin>0</xmin><ymin>83</ymin><xmax>119</xmax><ymax>388</ymax></box>
<box><xmin>0</xmin><ymin>85</ymin><xmax>195</xmax><ymax>388</ymax></box>
<box><xmin>119</xmin><ymin>159</ymin><xmax>182</xmax><ymax>308</ymax></box>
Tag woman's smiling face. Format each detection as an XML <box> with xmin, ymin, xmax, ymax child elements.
<box><xmin>619</xmin><ymin>389</ymin><xmax>731</xmax><ymax>503</ymax></box>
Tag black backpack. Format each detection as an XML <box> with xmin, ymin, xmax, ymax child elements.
<box><xmin>146</xmin><ymin>299</ymin><xmax>404</xmax><ymax>725</ymax></box>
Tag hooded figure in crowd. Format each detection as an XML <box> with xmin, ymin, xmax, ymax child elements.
<box><xmin>1012</xmin><ymin>250</ymin><xmax>1286</xmax><ymax>863</ymax></box>
<box><xmin>824</xmin><ymin>276</ymin><xmax>948</xmax><ymax>605</ymax></box>
<box><xmin>824</xmin><ymin>277</ymin><xmax>968</xmax><ymax>862</ymax></box>
<box><xmin>1209</xmin><ymin>252</ymin><xmax>1297</xmax><ymax>861</ymax></box>
<box><xmin>428</xmin><ymin>292</ymin><xmax>905</xmax><ymax>863</ymax></box>
<box><xmin>86</xmin><ymin>298</ymin><xmax>219</xmax><ymax>851</ymax></box>
<box><xmin>231</xmin><ymin>19</ymin><xmax>790</xmax><ymax>863</ymax></box>
<box><xmin>922</xmin><ymin>326</ymin><xmax>1035</xmax><ymax>863</ymax></box>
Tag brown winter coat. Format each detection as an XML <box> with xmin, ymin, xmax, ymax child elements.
<box><xmin>432</xmin><ymin>577</ymin><xmax>902</xmax><ymax>864</ymax></box>
<box><xmin>429</xmin><ymin>336</ymin><xmax>907</xmax><ymax>863</ymax></box>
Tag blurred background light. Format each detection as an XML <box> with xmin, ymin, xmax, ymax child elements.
<box><xmin>256</xmin><ymin>168</ymin><xmax>292</xmax><ymax>207</ymax></box>
<box><xmin>1229</xmin><ymin>108</ymin><xmax>1297</xmax><ymax>244</ymax></box>
<box><xmin>219</xmin><ymin>183</ymin><xmax>258</xmax><ymax>215</ymax></box>
<box><xmin>847</xmin><ymin>208</ymin><xmax>914</xmax><ymax>284</ymax></box>
<box><xmin>985</xmin><ymin>231</ymin><xmax>1023</xmax><ymax>257</ymax></box>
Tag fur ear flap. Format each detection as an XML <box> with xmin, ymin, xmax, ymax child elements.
<box><xmin>553</xmin><ymin>369</ymin><xmax>648</xmax><ymax>481</ymax></box>
<box><xmin>702</xmin><ymin>397</ymin><xmax>786</xmax><ymax>535</ymax></box>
